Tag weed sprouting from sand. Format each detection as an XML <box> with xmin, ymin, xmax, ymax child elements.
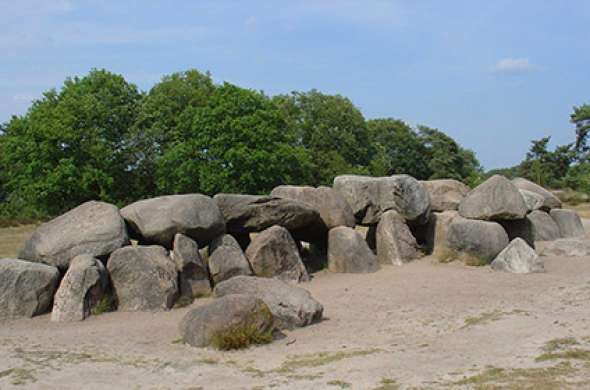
<box><xmin>372</xmin><ymin>377</ymin><xmax>400</xmax><ymax>390</ymax></box>
<box><xmin>435</xmin><ymin>246</ymin><xmax>457</xmax><ymax>263</ymax></box>
<box><xmin>435</xmin><ymin>247</ymin><xmax>488</xmax><ymax>266</ymax></box>
<box><xmin>0</xmin><ymin>367</ymin><xmax>37</xmax><ymax>386</ymax></box>
<box><xmin>273</xmin><ymin>348</ymin><xmax>383</xmax><ymax>374</ymax></box>
<box><xmin>327</xmin><ymin>379</ymin><xmax>352</xmax><ymax>388</ymax></box>
<box><xmin>536</xmin><ymin>337</ymin><xmax>590</xmax><ymax>362</ymax></box>
<box><xmin>91</xmin><ymin>292</ymin><xmax>115</xmax><ymax>315</ymax></box>
<box><xmin>462</xmin><ymin>309</ymin><xmax>527</xmax><ymax>329</ymax></box>
<box><xmin>449</xmin><ymin>362</ymin><xmax>583</xmax><ymax>389</ymax></box>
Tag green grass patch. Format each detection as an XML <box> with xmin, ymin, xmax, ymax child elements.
<box><xmin>372</xmin><ymin>377</ymin><xmax>400</xmax><ymax>390</ymax></box>
<box><xmin>327</xmin><ymin>379</ymin><xmax>352</xmax><ymax>388</ymax></box>
<box><xmin>434</xmin><ymin>246</ymin><xmax>489</xmax><ymax>266</ymax></box>
<box><xmin>462</xmin><ymin>310</ymin><xmax>526</xmax><ymax>329</ymax></box>
<box><xmin>451</xmin><ymin>362</ymin><xmax>581</xmax><ymax>389</ymax></box>
<box><xmin>535</xmin><ymin>337</ymin><xmax>590</xmax><ymax>362</ymax></box>
<box><xmin>91</xmin><ymin>292</ymin><xmax>116</xmax><ymax>315</ymax></box>
<box><xmin>274</xmin><ymin>348</ymin><xmax>383</xmax><ymax>374</ymax></box>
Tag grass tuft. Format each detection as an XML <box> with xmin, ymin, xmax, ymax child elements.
<box><xmin>0</xmin><ymin>367</ymin><xmax>37</xmax><ymax>386</ymax></box>
<box><xmin>210</xmin><ymin>303</ymin><xmax>274</xmax><ymax>351</ymax></box>
<box><xmin>452</xmin><ymin>362</ymin><xmax>578</xmax><ymax>389</ymax></box>
<box><xmin>535</xmin><ymin>337</ymin><xmax>590</xmax><ymax>362</ymax></box>
<box><xmin>91</xmin><ymin>292</ymin><xmax>115</xmax><ymax>315</ymax></box>
<box><xmin>274</xmin><ymin>348</ymin><xmax>383</xmax><ymax>374</ymax></box>
<box><xmin>462</xmin><ymin>310</ymin><xmax>526</xmax><ymax>329</ymax></box>
<box><xmin>173</xmin><ymin>295</ymin><xmax>194</xmax><ymax>309</ymax></box>
<box><xmin>372</xmin><ymin>377</ymin><xmax>400</xmax><ymax>390</ymax></box>
<box><xmin>327</xmin><ymin>379</ymin><xmax>352</xmax><ymax>388</ymax></box>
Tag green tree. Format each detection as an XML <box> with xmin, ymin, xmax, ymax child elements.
<box><xmin>571</xmin><ymin>103</ymin><xmax>590</xmax><ymax>159</ymax></box>
<box><xmin>156</xmin><ymin>83</ymin><xmax>313</xmax><ymax>195</ymax></box>
<box><xmin>0</xmin><ymin>69</ymin><xmax>142</xmax><ymax>216</ymax></box>
<box><xmin>418</xmin><ymin>126</ymin><xmax>461</xmax><ymax>180</ymax></box>
<box><xmin>417</xmin><ymin>125</ymin><xmax>482</xmax><ymax>183</ymax></box>
<box><xmin>131</xmin><ymin>69</ymin><xmax>215</xmax><ymax>196</ymax></box>
<box><xmin>458</xmin><ymin>148</ymin><xmax>484</xmax><ymax>187</ymax></box>
<box><xmin>366</xmin><ymin>118</ymin><xmax>431</xmax><ymax>178</ymax></box>
<box><xmin>518</xmin><ymin>137</ymin><xmax>574</xmax><ymax>187</ymax></box>
<box><xmin>273</xmin><ymin>90</ymin><xmax>371</xmax><ymax>185</ymax></box>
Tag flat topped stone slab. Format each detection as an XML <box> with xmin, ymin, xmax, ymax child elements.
<box><xmin>214</xmin><ymin>194</ymin><xmax>324</xmax><ymax>242</ymax></box>
<box><xmin>121</xmin><ymin>194</ymin><xmax>225</xmax><ymax>248</ymax></box>
<box><xmin>271</xmin><ymin>185</ymin><xmax>355</xmax><ymax>229</ymax></box>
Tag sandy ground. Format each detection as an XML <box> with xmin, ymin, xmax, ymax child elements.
<box><xmin>1</xmin><ymin>252</ymin><xmax>590</xmax><ymax>389</ymax></box>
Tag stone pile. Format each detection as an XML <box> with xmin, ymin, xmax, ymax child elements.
<box><xmin>0</xmin><ymin>173</ymin><xmax>587</xmax><ymax>349</ymax></box>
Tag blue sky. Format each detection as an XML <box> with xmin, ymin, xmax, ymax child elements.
<box><xmin>1</xmin><ymin>0</ymin><xmax>589</xmax><ymax>169</ymax></box>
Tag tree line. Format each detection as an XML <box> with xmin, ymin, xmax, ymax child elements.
<box><xmin>1</xmin><ymin>68</ymin><xmax>586</xmax><ymax>223</ymax></box>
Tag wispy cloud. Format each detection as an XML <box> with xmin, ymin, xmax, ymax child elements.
<box><xmin>492</xmin><ymin>57</ymin><xmax>534</xmax><ymax>73</ymax></box>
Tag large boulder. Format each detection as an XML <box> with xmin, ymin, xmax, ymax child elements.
<box><xmin>172</xmin><ymin>234</ymin><xmax>211</xmax><ymax>299</ymax></box>
<box><xmin>179</xmin><ymin>294</ymin><xmax>274</xmax><ymax>348</ymax></box>
<box><xmin>550</xmin><ymin>209</ymin><xmax>585</xmax><ymax>238</ymax></box>
<box><xmin>107</xmin><ymin>246</ymin><xmax>178</xmax><ymax>311</ymax></box>
<box><xmin>208</xmin><ymin>245</ymin><xmax>252</xmax><ymax>285</ymax></box>
<box><xmin>333</xmin><ymin>174</ymin><xmax>431</xmax><ymax>225</ymax></box>
<box><xmin>214</xmin><ymin>276</ymin><xmax>323</xmax><ymax>330</ymax></box>
<box><xmin>421</xmin><ymin>179</ymin><xmax>470</xmax><ymax>212</ymax></box>
<box><xmin>0</xmin><ymin>259</ymin><xmax>59</xmax><ymax>320</ymax></box>
<box><xmin>328</xmin><ymin>226</ymin><xmax>380</xmax><ymax>273</ymax></box>
<box><xmin>270</xmin><ymin>185</ymin><xmax>355</xmax><ymax>229</ymax></box>
<box><xmin>528</xmin><ymin>210</ymin><xmax>561</xmax><ymax>241</ymax></box>
<box><xmin>209</xmin><ymin>234</ymin><xmax>242</xmax><ymax>254</ymax></box>
<box><xmin>245</xmin><ymin>226</ymin><xmax>309</xmax><ymax>282</ymax></box>
<box><xmin>512</xmin><ymin>177</ymin><xmax>562</xmax><ymax>210</ymax></box>
<box><xmin>537</xmin><ymin>238</ymin><xmax>590</xmax><ymax>257</ymax></box>
<box><xmin>499</xmin><ymin>218</ymin><xmax>535</xmax><ymax>249</ymax></box>
<box><xmin>446</xmin><ymin>218</ymin><xmax>509</xmax><ymax>265</ymax></box>
<box><xmin>121</xmin><ymin>194</ymin><xmax>225</xmax><ymax>248</ymax></box>
<box><xmin>375</xmin><ymin>210</ymin><xmax>421</xmax><ymax>265</ymax></box>
<box><xmin>458</xmin><ymin>175</ymin><xmax>527</xmax><ymax>221</ymax></box>
<box><xmin>491</xmin><ymin>238</ymin><xmax>544</xmax><ymax>274</ymax></box>
<box><xmin>18</xmin><ymin>201</ymin><xmax>128</xmax><ymax>270</ymax></box>
<box><xmin>424</xmin><ymin>210</ymin><xmax>460</xmax><ymax>258</ymax></box>
<box><xmin>51</xmin><ymin>255</ymin><xmax>108</xmax><ymax>322</ymax></box>
<box><xmin>519</xmin><ymin>189</ymin><xmax>545</xmax><ymax>213</ymax></box>
<box><xmin>214</xmin><ymin>194</ymin><xmax>324</xmax><ymax>242</ymax></box>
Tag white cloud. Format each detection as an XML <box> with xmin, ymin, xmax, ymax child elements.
<box><xmin>493</xmin><ymin>58</ymin><xmax>534</xmax><ymax>73</ymax></box>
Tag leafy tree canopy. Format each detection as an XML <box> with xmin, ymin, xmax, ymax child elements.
<box><xmin>572</xmin><ymin>104</ymin><xmax>590</xmax><ymax>158</ymax></box>
<box><xmin>366</xmin><ymin>118</ymin><xmax>431</xmax><ymax>179</ymax></box>
<box><xmin>274</xmin><ymin>90</ymin><xmax>371</xmax><ymax>185</ymax></box>
<box><xmin>0</xmin><ymin>69</ymin><xmax>142</xmax><ymax>216</ymax></box>
<box><xmin>156</xmin><ymin>83</ymin><xmax>313</xmax><ymax>195</ymax></box>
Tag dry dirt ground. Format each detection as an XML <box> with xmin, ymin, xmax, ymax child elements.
<box><xmin>1</xmin><ymin>221</ymin><xmax>590</xmax><ymax>389</ymax></box>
